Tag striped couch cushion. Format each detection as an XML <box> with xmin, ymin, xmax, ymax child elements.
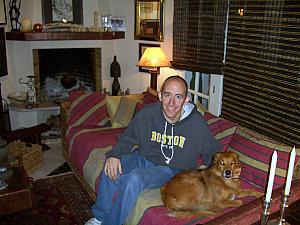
<box><xmin>68</xmin><ymin>91</ymin><xmax>109</xmax><ymax>127</ymax></box>
<box><xmin>204</xmin><ymin>112</ymin><xmax>238</xmax><ymax>152</ymax></box>
<box><xmin>66</xmin><ymin>91</ymin><xmax>110</xmax><ymax>145</ymax></box>
<box><xmin>227</xmin><ymin>126</ymin><xmax>299</xmax><ymax>189</ymax></box>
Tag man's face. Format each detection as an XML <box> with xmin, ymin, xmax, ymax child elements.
<box><xmin>159</xmin><ymin>79</ymin><xmax>189</xmax><ymax>123</ymax></box>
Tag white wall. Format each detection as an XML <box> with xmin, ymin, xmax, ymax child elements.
<box><xmin>1</xmin><ymin>0</ymin><xmax>180</xmax><ymax>99</ymax></box>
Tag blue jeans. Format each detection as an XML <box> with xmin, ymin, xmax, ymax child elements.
<box><xmin>91</xmin><ymin>152</ymin><xmax>180</xmax><ymax>225</ymax></box>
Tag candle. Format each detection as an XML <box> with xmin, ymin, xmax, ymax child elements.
<box><xmin>265</xmin><ymin>151</ymin><xmax>278</xmax><ymax>202</ymax></box>
<box><xmin>284</xmin><ymin>146</ymin><xmax>296</xmax><ymax>196</ymax></box>
<box><xmin>94</xmin><ymin>11</ymin><xmax>99</xmax><ymax>27</ymax></box>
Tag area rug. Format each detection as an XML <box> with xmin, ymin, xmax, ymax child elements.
<box><xmin>0</xmin><ymin>173</ymin><xmax>94</xmax><ymax>225</ymax></box>
<box><xmin>47</xmin><ymin>162</ymin><xmax>71</xmax><ymax>176</ymax></box>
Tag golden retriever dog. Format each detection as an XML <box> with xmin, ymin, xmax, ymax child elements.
<box><xmin>160</xmin><ymin>151</ymin><xmax>262</xmax><ymax>218</ymax></box>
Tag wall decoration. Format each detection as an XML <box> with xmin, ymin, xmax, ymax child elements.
<box><xmin>0</xmin><ymin>0</ymin><xmax>7</xmax><ymax>24</ymax></box>
<box><xmin>110</xmin><ymin>17</ymin><xmax>126</xmax><ymax>32</ymax></box>
<box><xmin>0</xmin><ymin>28</ymin><xmax>8</xmax><ymax>77</ymax></box>
<box><xmin>138</xmin><ymin>43</ymin><xmax>160</xmax><ymax>73</ymax></box>
<box><xmin>42</xmin><ymin>0</ymin><xmax>83</xmax><ymax>24</ymax></box>
<box><xmin>134</xmin><ymin>0</ymin><xmax>164</xmax><ymax>42</ymax></box>
<box><xmin>9</xmin><ymin>0</ymin><xmax>21</xmax><ymax>31</ymax></box>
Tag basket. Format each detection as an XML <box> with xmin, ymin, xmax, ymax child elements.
<box><xmin>7</xmin><ymin>140</ymin><xmax>43</xmax><ymax>174</ymax></box>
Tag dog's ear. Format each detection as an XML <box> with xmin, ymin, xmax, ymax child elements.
<box><xmin>228</xmin><ymin>151</ymin><xmax>240</xmax><ymax>160</ymax></box>
<box><xmin>213</xmin><ymin>152</ymin><xmax>222</xmax><ymax>165</ymax></box>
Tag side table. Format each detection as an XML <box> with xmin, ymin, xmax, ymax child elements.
<box><xmin>8</xmin><ymin>102</ymin><xmax>60</xmax><ymax>130</ymax></box>
<box><xmin>0</xmin><ymin>166</ymin><xmax>32</xmax><ymax>216</ymax></box>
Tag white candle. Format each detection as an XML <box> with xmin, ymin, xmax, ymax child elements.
<box><xmin>284</xmin><ymin>146</ymin><xmax>296</xmax><ymax>196</ymax></box>
<box><xmin>265</xmin><ymin>151</ymin><xmax>278</xmax><ymax>202</ymax></box>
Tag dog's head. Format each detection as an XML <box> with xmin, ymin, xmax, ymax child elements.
<box><xmin>212</xmin><ymin>151</ymin><xmax>241</xmax><ymax>179</ymax></box>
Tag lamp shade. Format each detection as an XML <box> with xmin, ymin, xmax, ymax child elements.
<box><xmin>137</xmin><ymin>47</ymin><xmax>171</xmax><ymax>68</ymax></box>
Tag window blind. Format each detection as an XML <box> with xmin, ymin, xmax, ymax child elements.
<box><xmin>172</xmin><ymin>0</ymin><xmax>228</xmax><ymax>74</ymax></box>
<box><xmin>222</xmin><ymin>0</ymin><xmax>300</xmax><ymax>146</ymax></box>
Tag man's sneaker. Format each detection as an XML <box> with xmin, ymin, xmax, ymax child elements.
<box><xmin>85</xmin><ymin>218</ymin><xmax>102</xmax><ymax>225</ymax></box>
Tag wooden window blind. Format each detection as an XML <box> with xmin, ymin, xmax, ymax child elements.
<box><xmin>222</xmin><ymin>0</ymin><xmax>300</xmax><ymax>146</ymax></box>
<box><xmin>172</xmin><ymin>0</ymin><xmax>228</xmax><ymax>74</ymax></box>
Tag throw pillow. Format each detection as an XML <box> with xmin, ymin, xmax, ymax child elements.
<box><xmin>106</xmin><ymin>96</ymin><xmax>122</xmax><ymax>120</ymax></box>
<box><xmin>227</xmin><ymin>126</ymin><xmax>299</xmax><ymax>190</ymax></box>
<box><xmin>106</xmin><ymin>94</ymin><xmax>143</xmax><ymax>128</ymax></box>
<box><xmin>68</xmin><ymin>91</ymin><xmax>109</xmax><ymax>127</ymax></box>
<box><xmin>143</xmin><ymin>87</ymin><xmax>159</xmax><ymax>104</ymax></box>
<box><xmin>195</xmin><ymin>100</ymin><xmax>208</xmax><ymax>115</ymax></box>
<box><xmin>204</xmin><ymin>112</ymin><xmax>238</xmax><ymax>152</ymax></box>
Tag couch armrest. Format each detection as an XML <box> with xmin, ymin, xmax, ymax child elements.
<box><xmin>60</xmin><ymin>101</ymin><xmax>71</xmax><ymax>149</ymax></box>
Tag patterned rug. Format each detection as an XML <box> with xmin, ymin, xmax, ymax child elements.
<box><xmin>0</xmin><ymin>173</ymin><xmax>94</xmax><ymax>225</ymax></box>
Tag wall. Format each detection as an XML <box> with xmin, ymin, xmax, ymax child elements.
<box><xmin>1</xmin><ymin>0</ymin><xmax>180</xmax><ymax>99</ymax></box>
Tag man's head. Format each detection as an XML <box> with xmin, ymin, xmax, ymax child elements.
<box><xmin>159</xmin><ymin>76</ymin><xmax>190</xmax><ymax>123</ymax></box>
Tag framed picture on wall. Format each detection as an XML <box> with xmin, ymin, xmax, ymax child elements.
<box><xmin>42</xmin><ymin>0</ymin><xmax>83</xmax><ymax>24</ymax></box>
<box><xmin>0</xmin><ymin>0</ymin><xmax>7</xmax><ymax>24</ymax></box>
<box><xmin>0</xmin><ymin>28</ymin><xmax>8</xmax><ymax>77</ymax></box>
<box><xmin>138</xmin><ymin>43</ymin><xmax>160</xmax><ymax>73</ymax></box>
<box><xmin>134</xmin><ymin>0</ymin><xmax>164</xmax><ymax>41</ymax></box>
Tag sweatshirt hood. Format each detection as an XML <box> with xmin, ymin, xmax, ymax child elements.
<box><xmin>160</xmin><ymin>101</ymin><xmax>196</xmax><ymax>164</ymax></box>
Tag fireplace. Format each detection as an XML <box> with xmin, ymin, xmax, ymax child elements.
<box><xmin>33</xmin><ymin>48</ymin><xmax>102</xmax><ymax>102</ymax></box>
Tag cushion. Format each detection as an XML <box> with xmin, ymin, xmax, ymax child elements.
<box><xmin>227</xmin><ymin>126</ymin><xmax>299</xmax><ymax>190</ymax></box>
<box><xmin>204</xmin><ymin>112</ymin><xmax>238</xmax><ymax>152</ymax></box>
<box><xmin>106</xmin><ymin>94</ymin><xmax>143</xmax><ymax>128</ymax></box>
<box><xmin>68</xmin><ymin>91</ymin><xmax>109</xmax><ymax>127</ymax></box>
<box><xmin>195</xmin><ymin>100</ymin><xmax>208</xmax><ymax>115</ymax></box>
<box><xmin>143</xmin><ymin>87</ymin><xmax>159</xmax><ymax>104</ymax></box>
<box><xmin>106</xmin><ymin>96</ymin><xmax>122</xmax><ymax>119</ymax></box>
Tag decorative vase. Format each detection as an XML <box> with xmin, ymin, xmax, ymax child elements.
<box><xmin>110</xmin><ymin>56</ymin><xmax>121</xmax><ymax>96</ymax></box>
<box><xmin>112</xmin><ymin>77</ymin><xmax>120</xmax><ymax>96</ymax></box>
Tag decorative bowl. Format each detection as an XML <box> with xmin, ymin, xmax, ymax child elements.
<box><xmin>7</xmin><ymin>91</ymin><xmax>28</xmax><ymax>105</ymax></box>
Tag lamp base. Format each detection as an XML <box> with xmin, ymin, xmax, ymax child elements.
<box><xmin>150</xmin><ymin>71</ymin><xmax>159</xmax><ymax>91</ymax></box>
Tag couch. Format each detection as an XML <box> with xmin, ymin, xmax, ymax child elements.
<box><xmin>61</xmin><ymin>89</ymin><xmax>300</xmax><ymax>225</ymax></box>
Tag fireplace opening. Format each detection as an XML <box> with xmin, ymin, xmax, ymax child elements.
<box><xmin>33</xmin><ymin>48</ymin><xmax>102</xmax><ymax>102</ymax></box>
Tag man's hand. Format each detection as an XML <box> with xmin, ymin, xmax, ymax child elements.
<box><xmin>104</xmin><ymin>157</ymin><xmax>123</xmax><ymax>181</ymax></box>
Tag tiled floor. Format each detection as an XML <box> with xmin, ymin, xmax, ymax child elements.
<box><xmin>29</xmin><ymin>141</ymin><xmax>65</xmax><ymax>180</ymax></box>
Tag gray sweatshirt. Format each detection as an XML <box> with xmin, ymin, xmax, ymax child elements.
<box><xmin>106</xmin><ymin>101</ymin><xmax>220</xmax><ymax>170</ymax></box>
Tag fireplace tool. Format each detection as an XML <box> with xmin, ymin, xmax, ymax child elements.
<box><xmin>19</xmin><ymin>75</ymin><xmax>39</xmax><ymax>108</ymax></box>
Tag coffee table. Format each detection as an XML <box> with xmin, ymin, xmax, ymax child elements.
<box><xmin>0</xmin><ymin>166</ymin><xmax>32</xmax><ymax>215</ymax></box>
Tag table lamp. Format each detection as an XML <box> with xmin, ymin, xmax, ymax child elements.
<box><xmin>137</xmin><ymin>47</ymin><xmax>171</xmax><ymax>90</ymax></box>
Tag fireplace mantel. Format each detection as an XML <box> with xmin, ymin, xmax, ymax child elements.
<box><xmin>6</xmin><ymin>31</ymin><xmax>125</xmax><ymax>41</ymax></box>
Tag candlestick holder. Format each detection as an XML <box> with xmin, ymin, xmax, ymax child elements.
<box><xmin>261</xmin><ymin>199</ymin><xmax>271</xmax><ymax>225</ymax></box>
<box><xmin>267</xmin><ymin>193</ymin><xmax>290</xmax><ymax>225</ymax></box>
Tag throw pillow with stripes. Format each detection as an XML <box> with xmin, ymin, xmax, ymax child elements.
<box><xmin>228</xmin><ymin>126</ymin><xmax>299</xmax><ymax>190</ymax></box>
<box><xmin>204</xmin><ymin>112</ymin><xmax>238</xmax><ymax>152</ymax></box>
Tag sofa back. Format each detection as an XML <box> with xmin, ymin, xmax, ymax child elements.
<box><xmin>204</xmin><ymin>111</ymin><xmax>300</xmax><ymax>191</ymax></box>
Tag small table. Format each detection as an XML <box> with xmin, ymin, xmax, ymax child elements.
<box><xmin>0</xmin><ymin>166</ymin><xmax>32</xmax><ymax>216</ymax></box>
<box><xmin>8</xmin><ymin>102</ymin><xmax>60</xmax><ymax>130</ymax></box>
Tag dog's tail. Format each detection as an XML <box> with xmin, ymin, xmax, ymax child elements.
<box><xmin>169</xmin><ymin>210</ymin><xmax>216</xmax><ymax>219</ymax></box>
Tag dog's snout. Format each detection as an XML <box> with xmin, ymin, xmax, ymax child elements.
<box><xmin>224</xmin><ymin>170</ymin><xmax>232</xmax><ymax>178</ymax></box>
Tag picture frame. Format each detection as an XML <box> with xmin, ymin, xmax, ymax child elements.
<box><xmin>139</xmin><ymin>43</ymin><xmax>160</xmax><ymax>73</ymax></box>
<box><xmin>42</xmin><ymin>0</ymin><xmax>83</xmax><ymax>24</ymax></box>
<box><xmin>134</xmin><ymin>0</ymin><xmax>164</xmax><ymax>42</ymax></box>
<box><xmin>0</xmin><ymin>0</ymin><xmax>7</xmax><ymax>25</ymax></box>
<box><xmin>110</xmin><ymin>17</ymin><xmax>126</xmax><ymax>32</ymax></box>
<box><xmin>0</xmin><ymin>28</ymin><xmax>8</xmax><ymax>77</ymax></box>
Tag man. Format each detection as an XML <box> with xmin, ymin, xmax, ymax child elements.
<box><xmin>85</xmin><ymin>76</ymin><xmax>220</xmax><ymax>225</ymax></box>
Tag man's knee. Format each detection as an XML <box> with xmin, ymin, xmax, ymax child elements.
<box><xmin>122</xmin><ymin>170</ymin><xmax>144</xmax><ymax>190</ymax></box>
